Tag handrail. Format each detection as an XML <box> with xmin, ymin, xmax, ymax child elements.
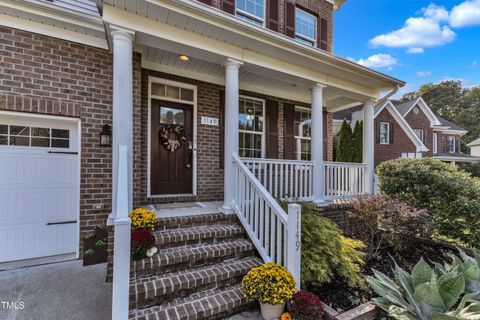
<box><xmin>242</xmin><ymin>157</ymin><xmax>313</xmax><ymax>200</ymax></box>
<box><xmin>233</xmin><ymin>153</ymin><xmax>301</xmax><ymax>288</ymax></box>
<box><xmin>234</xmin><ymin>154</ymin><xmax>288</xmax><ymax>225</ymax></box>
<box><xmin>323</xmin><ymin>162</ymin><xmax>367</xmax><ymax>200</ymax></box>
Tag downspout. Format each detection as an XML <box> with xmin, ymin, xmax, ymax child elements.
<box><xmin>375</xmin><ymin>84</ymin><xmax>401</xmax><ymax>105</ymax></box>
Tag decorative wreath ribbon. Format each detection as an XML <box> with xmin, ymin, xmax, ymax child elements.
<box><xmin>159</xmin><ymin>124</ymin><xmax>187</xmax><ymax>152</ymax></box>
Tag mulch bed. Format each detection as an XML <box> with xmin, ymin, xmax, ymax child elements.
<box><xmin>307</xmin><ymin>242</ymin><xmax>456</xmax><ymax>312</ymax></box>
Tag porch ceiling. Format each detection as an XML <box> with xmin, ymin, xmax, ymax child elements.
<box><xmin>140</xmin><ymin>44</ymin><xmax>367</xmax><ymax>108</ymax></box>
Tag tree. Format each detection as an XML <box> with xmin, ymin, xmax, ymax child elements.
<box><xmin>352</xmin><ymin>120</ymin><xmax>363</xmax><ymax>163</ymax></box>
<box><xmin>401</xmin><ymin>81</ymin><xmax>480</xmax><ymax>149</ymax></box>
<box><xmin>336</xmin><ymin>120</ymin><xmax>354</xmax><ymax>162</ymax></box>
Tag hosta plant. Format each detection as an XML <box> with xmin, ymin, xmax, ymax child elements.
<box><xmin>433</xmin><ymin>248</ymin><xmax>480</xmax><ymax>297</ymax></box>
<box><xmin>368</xmin><ymin>257</ymin><xmax>480</xmax><ymax>319</ymax></box>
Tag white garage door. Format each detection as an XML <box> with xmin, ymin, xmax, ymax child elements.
<box><xmin>0</xmin><ymin>113</ymin><xmax>80</xmax><ymax>263</ymax></box>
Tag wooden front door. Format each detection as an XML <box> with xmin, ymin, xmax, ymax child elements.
<box><xmin>151</xmin><ymin>100</ymin><xmax>193</xmax><ymax>195</ymax></box>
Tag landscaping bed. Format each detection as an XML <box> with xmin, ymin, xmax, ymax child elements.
<box><xmin>309</xmin><ymin>241</ymin><xmax>455</xmax><ymax>313</ymax></box>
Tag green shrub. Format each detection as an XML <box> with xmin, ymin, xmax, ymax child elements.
<box><xmin>280</xmin><ymin>201</ymin><xmax>366</xmax><ymax>288</ymax></box>
<box><xmin>368</xmin><ymin>257</ymin><xmax>480</xmax><ymax>320</ymax></box>
<box><xmin>336</xmin><ymin>120</ymin><xmax>354</xmax><ymax>162</ymax></box>
<box><xmin>459</xmin><ymin>162</ymin><xmax>480</xmax><ymax>178</ymax></box>
<box><xmin>345</xmin><ymin>195</ymin><xmax>433</xmax><ymax>258</ymax></box>
<box><xmin>377</xmin><ymin>158</ymin><xmax>480</xmax><ymax>248</ymax></box>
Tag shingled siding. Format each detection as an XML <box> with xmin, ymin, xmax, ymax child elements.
<box><xmin>374</xmin><ymin>108</ymin><xmax>416</xmax><ymax>167</ymax></box>
<box><xmin>134</xmin><ymin>69</ymin><xmax>333</xmax><ymax>205</ymax></box>
<box><xmin>0</xmin><ymin>27</ymin><xmax>114</xmax><ymax>255</ymax></box>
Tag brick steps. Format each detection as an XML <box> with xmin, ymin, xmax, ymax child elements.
<box><xmin>154</xmin><ymin>224</ymin><xmax>245</xmax><ymax>249</ymax></box>
<box><xmin>128</xmin><ymin>284</ymin><xmax>251</xmax><ymax>320</ymax></box>
<box><xmin>129</xmin><ymin>212</ymin><xmax>260</xmax><ymax>319</ymax></box>
<box><xmin>131</xmin><ymin>239</ymin><xmax>255</xmax><ymax>279</ymax></box>
<box><xmin>156</xmin><ymin>213</ymin><xmax>239</xmax><ymax>231</ymax></box>
<box><xmin>130</xmin><ymin>256</ymin><xmax>262</xmax><ymax>309</ymax></box>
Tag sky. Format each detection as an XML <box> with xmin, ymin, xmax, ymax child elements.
<box><xmin>334</xmin><ymin>0</ymin><xmax>480</xmax><ymax>99</ymax></box>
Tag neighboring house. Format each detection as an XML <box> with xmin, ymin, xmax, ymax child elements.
<box><xmin>0</xmin><ymin>0</ymin><xmax>404</xmax><ymax>318</ymax></box>
<box><xmin>334</xmin><ymin>97</ymin><xmax>480</xmax><ymax>166</ymax></box>
<box><xmin>467</xmin><ymin>138</ymin><xmax>480</xmax><ymax>156</ymax></box>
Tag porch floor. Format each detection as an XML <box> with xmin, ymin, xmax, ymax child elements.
<box><xmin>146</xmin><ymin>201</ymin><xmax>224</xmax><ymax>217</ymax></box>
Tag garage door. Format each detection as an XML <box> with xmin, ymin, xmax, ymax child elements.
<box><xmin>0</xmin><ymin>113</ymin><xmax>79</xmax><ymax>263</ymax></box>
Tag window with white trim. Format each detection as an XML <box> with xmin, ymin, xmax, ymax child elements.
<box><xmin>294</xmin><ymin>107</ymin><xmax>311</xmax><ymax>160</ymax></box>
<box><xmin>0</xmin><ymin>124</ymin><xmax>70</xmax><ymax>148</ymax></box>
<box><xmin>236</xmin><ymin>0</ymin><xmax>265</xmax><ymax>26</ymax></box>
<box><xmin>295</xmin><ymin>8</ymin><xmax>317</xmax><ymax>46</ymax></box>
<box><xmin>414</xmin><ymin>129</ymin><xmax>425</xmax><ymax>143</ymax></box>
<box><xmin>447</xmin><ymin>136</ymin><xmax>456</xmax><ymax>153</ymax></box>
<box><xmin>379</xmin><ymin>122</ymin><xmax>390</xmax><ymax>144</ymax></box>
<box><xmin>433</xmin><ymin>133</ymin><xmax>438</xmax><ymax>154</ymax></box>
<box><xmin>239</xmin><ymin>97</ymin><xmax>265</xmax><ymax>158</ymax></box>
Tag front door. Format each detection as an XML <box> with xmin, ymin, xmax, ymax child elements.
<box><xmin>151</xmin><ymin>100</ymin><xmax>193</xmax><ymax>195</ymax></box>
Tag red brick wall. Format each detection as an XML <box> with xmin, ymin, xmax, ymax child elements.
<box><xmin>206</xmin><ymin>0</ymin><xmax>334</xmax><ymax>52</ymax></box>
<box><xmin>0</xmin><ymin>27</ymin><xmax>113</xmax><ymax>255</ymax></box>
<box><xmin>134</xmin><ymin>68</ymin><xmax>334</xmax><ymax>205</ymax></box>
<box><xmin>435</xmin><ymin>132</ymin><xmax>462</xmax><ymax>153</ymax></box>
<box><xmin>374</xmin><ymin>108</ymin><xmax>416</xmax><ymax>166</ymax></box>
<box><xmin>404</xmin><ymin>107</ymin><xmax>433</xmax><ymax>157</ymax></box>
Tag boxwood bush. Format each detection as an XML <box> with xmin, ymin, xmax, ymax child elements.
<box><xmin>377</xmin><ymin>158</ymin><xmax>480</xmax><ymax>248</ymax></box>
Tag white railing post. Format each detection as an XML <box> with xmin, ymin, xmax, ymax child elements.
<box><xmin>287</xmin><ymin>203</ymin><xmax>301</xmax><ymax>290</ymax></box>
<box><xmin>112</xmin><ymin>145</ymin><xmax>131</xmax><ymax>320</ymax></box>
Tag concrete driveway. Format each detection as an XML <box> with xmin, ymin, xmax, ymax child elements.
<box><xmin>0</xmin><ymin>260</ymin><xmax>112</xmax><ymax>320</ymax></box>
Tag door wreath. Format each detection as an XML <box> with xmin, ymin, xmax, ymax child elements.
<box><xmin>159</xmin><ymin>124</ymin><xmax>187</xmax><ymax>152</ymax></box>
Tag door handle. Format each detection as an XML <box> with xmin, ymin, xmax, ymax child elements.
<box><xmin>46</xmin><ymin>220</ymin><xmax>77</xmax><ymax>225</ymax></box>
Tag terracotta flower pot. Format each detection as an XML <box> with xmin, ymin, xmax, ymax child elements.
<box><xmin>260</xmin><ymin>303</ymin><xmax>285</xmax><ymax>320</ymax></box>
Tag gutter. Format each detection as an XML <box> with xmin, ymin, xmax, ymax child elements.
<box><xmin>375</xmin><ymin>84</ymin><xmax>401</xmax><ymax>105</ymax></box>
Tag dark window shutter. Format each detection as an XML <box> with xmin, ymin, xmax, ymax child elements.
<box><xmin>375</xmin><ymin>122</ymin><xmax>380</xmax><ymax>144</ymax></box>
<box><xmin>318</xmin><ymin>18</ymin><xmax>328</xmax><ymax>51</ymax></box>
<box><xmin>283</xmin><ymin>103</ymin><xmax>295</xmax><ymax>159</ymax></box>
<box><xmin>198</xmin><ymin>0</ymin><xmax>212</xmax><ymax>5</ymax></box>
<box><xmin>221</xmin><ymin>0</ymin><xmax>235</xmax><ymax>14</ymax></box>
<box><xmin>389</xmin><ymin>123</ymin><xmax>394</xmax><ymax>144</ymax></box>
<box><xmin>267</xmin><ymin>0</ymin><xmax>279</xmax><ymax>32</ymax></box>
<box><xmin>219</xmin><ymin>91</ymin><xmax>225</xmax><ymax>169</ymax></box>
<box><xmin>266</xmin><ymin>100</ymin><xmax>279</xmax><ymax>158</ymax></box>
<box><xmin>285</xmin><ymin>0</ymin><xmax>296</xmax><ymax>38</ymax></box>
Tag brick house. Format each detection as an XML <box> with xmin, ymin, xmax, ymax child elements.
<box><xmin>0</xmin><ymin>0</ymin><xmax>405</xmax><ymax>318</ymax></box>
<box><xmin>333</xmin><ymin>97</ymin><xmax>480</xmax><ymax>166</ymax></box>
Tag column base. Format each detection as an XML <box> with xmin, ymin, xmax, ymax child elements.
<box><xmin>219</xmin><ymin>205</ymin><xmax>235</xmax><ymax>215</ymax></box>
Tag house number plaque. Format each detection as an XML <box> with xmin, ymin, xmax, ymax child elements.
<box><xmin>201</xmin><ymin>116</ymin><xmax>219</xmax><ymax>126</ymax></box>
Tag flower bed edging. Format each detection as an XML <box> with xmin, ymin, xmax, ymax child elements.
<box><xmin>324</xmin><ymin>302</ymin><xmax>377</xmax><ymax>320</ymax></box>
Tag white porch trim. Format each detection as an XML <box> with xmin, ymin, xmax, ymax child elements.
<box><xmin>363</xmin><ymin>99</ymin><xmax>375</xmax><ymax>193</ymax></box>
<box><xmin>311</xmin><ymin>84</ymin><xmax>326</xmax><ymax>203</ymax></box>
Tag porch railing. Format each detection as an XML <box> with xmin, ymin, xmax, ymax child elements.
<box><xmin>242</xmin><ymin>158</ymin><xmax>313</xmax><ymax>200</ymax></box>
<box><xmin>323</xmin><ymin>162</ymin><xmax>367</xmax><ymax>200</ymax></box>
<box><xmin>233</xmin><ymin>153</ymin><xmax>301</xmax><ymax>288</ymax></box>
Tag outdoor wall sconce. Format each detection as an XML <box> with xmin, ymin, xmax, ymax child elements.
<box><xmin>100</xmin><ymin>124</ymin><xmax>112</xmax><ymax>147</ymax></box>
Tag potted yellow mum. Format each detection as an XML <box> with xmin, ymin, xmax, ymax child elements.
<box><xmin>241</xmin><ymin>263</ymin><xmax>297</xmax><ymax>320</ymax></box>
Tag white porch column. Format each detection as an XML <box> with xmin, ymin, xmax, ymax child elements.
<box><xmin>311</xmin><ymin>84</ymin><xmax>326</xmax><ymax>203</ymax></box>
<box><xmin>111</xmin><ymin>28</ymin><xmax>135</xmax><ymax>217</ymax></box>
<box><xmin>363</xmin><ymin>98</ymin><xmax>375</xmax><ymax>194</ymax></box>
<box><xmin>222</xmin><ymin>59</ymin><xmax>243</xmax><ymax>212</ymax></box>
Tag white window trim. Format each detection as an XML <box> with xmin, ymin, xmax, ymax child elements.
<box><xmin>379</xmin><ymin>122</ymin><xmax>390</xmax><ymax>145</ymax></box>
<box><xmin>433</xmin><ymin>133</ymin><xmax>438</xmax><ymax>154</ymax></box>
<box><xmin>447</xmin><ymin>136</ymin><xmax>456</xmax><ymax>153</ymax></box>
<box><xmin>294</xmin><ymin>106</ymin><xmax>311</xmax><ymax>161</ymax></box>
<box><xmin>414</xmin><ymin>129</ymin><xmax>424</xmax><ymax>143</ymax></box>
<box><xmin>239</xmin><ymin>95</ymin><xmax>266</xmax><ymax>158</ymax></box>
<box><xmin>235</xmin><ymin>0</ymin><xmax>266</xmax><ymax>27</ymax></box>
<box><xmin>294</xmin><ymin>8</ymin><xmax>317</xmax><ymax>46</ymax></box>
<box><xmin>147</xmin><ymin>77</ymin><xmax>198</xmax><ymax>198</ymax></box>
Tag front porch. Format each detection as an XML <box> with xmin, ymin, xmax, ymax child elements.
<box><xmin>102</xmin><ymin>1</ymin><xmax>404</xmax><ymax>319</ymax></box>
